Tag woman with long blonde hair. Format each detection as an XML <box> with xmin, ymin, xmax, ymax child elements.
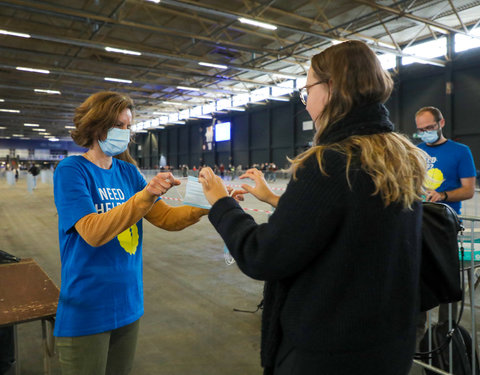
<box><xmin>199</xmin><ymin>41</ymin><xmax>426</xmax><ymax>374</ymax></box>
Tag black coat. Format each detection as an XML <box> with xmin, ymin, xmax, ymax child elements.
<box><xmin>208</xmin><ymin>104</ymin><xmax>422</xmax><ymax>375</ymax></box>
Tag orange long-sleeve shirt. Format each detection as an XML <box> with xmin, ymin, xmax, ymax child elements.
<box><xmin>75</xmin><ymin>189</ymin><xmax>208</xmax><ymax>247</ymax></box>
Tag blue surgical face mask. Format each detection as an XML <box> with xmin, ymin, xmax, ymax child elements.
<box><xmin>419</xmin><ymin>130</ymin><xmax>439</xmax><ymax>144</ymax></box>
<box><xmin>98</xmin><ymin>128</ymin><xmax>131</xmax><ymax>156</ymax></box>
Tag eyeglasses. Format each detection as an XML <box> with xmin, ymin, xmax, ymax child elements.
<box><xmin>299</xmin><ymin>81</ymin><xmax>326</xmax><ymax>106</ymax></box>
<box><xmin>416</xmin><ymin>122</ymin><xmax>439</xmax><ymax>133</ymax></box>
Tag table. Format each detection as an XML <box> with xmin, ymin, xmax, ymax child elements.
<box><xmin>0</xmin><ymin>258</ymin><xmax>59</xmax><ymax>375</ymax></box>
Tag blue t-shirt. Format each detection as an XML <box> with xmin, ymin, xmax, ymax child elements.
<box><xmin>418</xmin><ymin>140</ymin><xmax>476</xmax><ymax>214</ymax></box>
<box><xmin>53</xmin><ymin>156</ymin><xmax>147</xmax><ymax>337</ymax></box>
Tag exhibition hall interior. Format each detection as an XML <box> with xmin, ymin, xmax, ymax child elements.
<box><xmin>1</xmin><ymin>1</ymin><xmax>480</xmax><ymax>374</ymax></box>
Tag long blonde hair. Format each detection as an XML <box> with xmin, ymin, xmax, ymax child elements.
<box><xmin>291</xmin><ymin>41</ymin><xmax>426</xmax><ymax>208</ymax></box>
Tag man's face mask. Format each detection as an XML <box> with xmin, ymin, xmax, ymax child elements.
<box><xmin>419</xmin><ymin>130</ymin><xmax>439</xmax><ymax>144</ymax></box>
<box><xmin>99</xmin><ymin>128</ymin><xmax>131</xmax><ymax>156</ymax></box>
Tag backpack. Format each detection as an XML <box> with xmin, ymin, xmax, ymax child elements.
<box><xmin>419</xmin><ymin>321</ymin><xmax>480</xmax><ymax>375</ymax></box>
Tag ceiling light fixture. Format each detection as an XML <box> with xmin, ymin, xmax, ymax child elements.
<box><xmin>268</xmin><ymin>97</ymin><xmax>290</xmax><ymax>102</ymax></box>
<box><xmin>24</xmin><ymin>123</ymin><xmax>39</xmax><ymax>127</ymax></box>
<box><xmin>176</xmin><ymin>86</ymin><xmax>200</xmax><ymax>91</ymax></box>
<box><xmin>199</xmin><ymin>62</ymin><xmax>228</xmax><ymax>70</ymax></box>
<box><xmin>238</xmin><ymin>17</ymin><xmax>277</xmax><ymax>30</ymax></box>
<box><xmin>0</xmin><ymin>29</ymin><xmax>31</xmax><ymax>38</ymax></box>
<box><xmin>272</xmin><ymin>73</ymin><xmax>297</xmax><ymax>80</ymax></box>
<box><xmin>16</xmin><ymin>67</ymin><xmax>50</xmax><ymax>74</ymax></box>
<box><xmin>0</xmin><ymin>99</ymin><xmax>4</xmax><ymax>102</ymax></box>
<box><xmin>162</xmin><ymin>101</ymin><xmax>183</xmax><ymax>106</ymax></box>
<box><xmin>104</xmin><ymin>47</ymin><xmax>142</xmax><ymax>56</ymax></box>
<box><xmin>0</xmin><ymin>109</ymin><xmax>20</xmax><ymax>113</ymax></box>
<box><xmin>32</xmin><ymin>128</ymin><xmax>47</xmax><ymax>131</ymax></box>
<box><xmin>34</xmin><ymin>89</ymin><xmax>61</xmax><ymax>94</ymax></box>
<box><xmin>104</xmin><ymin>77</ymin><xmax>133</xmax><ymax>84</ymax></box>
<box><xmin>65</xmin><ymin>126</ymin><xmax>75</xmax><ymax>129</ymax></box>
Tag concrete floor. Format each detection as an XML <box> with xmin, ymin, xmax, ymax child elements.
<box><xmin>2</xmin><ymin>174</ymin><xmax>480</xmax><ymax>375</ymax></box>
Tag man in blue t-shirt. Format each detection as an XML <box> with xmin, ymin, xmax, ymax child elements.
<box><xmin>415</xmin><ymin>106</ymin><xmax>476</xmax><ymax>215</ymax></box>
<box><xmin>415</xmin><ymin>106</ymin><xmax>476</xmax><ymax>331</ymax></box>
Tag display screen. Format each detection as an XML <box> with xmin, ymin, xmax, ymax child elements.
<box><xmin>215</xmin><ymin>122</ymin><xmax>231</xmax><ymax>142</ymax></box>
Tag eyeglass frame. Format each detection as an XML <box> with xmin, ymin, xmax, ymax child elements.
<box><xmin>416</xmin><ymin>122</ymin><xmax>440</xmax><ymax>134</ymax></box>
<box><xmin>298</xmin><ymin>80</ymin><xmax>328</xmax><ymax>106</ymax></box>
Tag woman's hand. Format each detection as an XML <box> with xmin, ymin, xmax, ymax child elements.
<box><xmin>146</xmin><ymin>172</ymin><xmax>181</xmax><ymax>198</ymax></box>
<box><xmin>226</xmin><ymin>185</ymin><xmax>247</xmax><ymax>202</ymax></box>
<box><xmin>198</xmin><ymin>167</ymin><xmax>229</xmax><ymax>205</ymax></box>
<box><xmin>239</xmin><ymin>168</ymin><xmax>280</xmax><ymax>207</ymax></box>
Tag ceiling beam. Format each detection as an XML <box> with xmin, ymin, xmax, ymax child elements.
<box><xmin>0</xmin><ymin>23</ymin><xmax>305</xmax><ymax>78</ymax></box>
<box><xmin>353</xmin><ymin>0</ymin><xmax>479</xmax><ymax>38</ymax></box>
<box><xmin>0</xmin><ymin>0</ymin><xmax>309</xmax><ymax>57</ymax></box>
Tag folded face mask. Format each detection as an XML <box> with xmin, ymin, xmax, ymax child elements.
<box><xmin>183</xmin><ymin>176</ymin><xmax>211</xmax><ymax>209</ymax></box>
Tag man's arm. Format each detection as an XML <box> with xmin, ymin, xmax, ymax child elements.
<box><xmin>426</xmin><ymin>176</ymin><xmax>475</xmax><ymax>202</ymax></box>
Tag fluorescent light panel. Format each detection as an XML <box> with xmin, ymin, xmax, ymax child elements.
<box><xmin>0</xmin><ymin>109</ymin><xmax>20</xmax><ymax>113</ymax></box>
<box><xmin>268</xmin><ymin>97</ymin><xmax>290</xmax><ymax>102</ymax></box>
<box><xmin>273</xmin><ymin>73</ymin><xmax>297</xmax><ymax>80</ymax></box>
<box><xmin>162</xmin><ymin>101</ymin><xmax>183</xmax><ymax>106</ymax></box>
<box><xmin>34</xmin><ymin>89</ymin><xmax>61</xmax><ymax>94</ymax></box>
<box><xmin>65</xmin><ymin>126</ymin><xmax>75</xmax><ymax>129</ymax></box>
<box><xmin>238</xmin><ymin>17</ymin><xmax>277</xmax><ymax>30</ymax></box>
<box><xmin>0</xmin><ymin>99</ymin><xmax>4</xmax><ymax>102</ymax></box>
<box><xmin>24</xmin><ymin>123</ymin><xmax>39</xmax><ymax>127</ymax></box>
<box><xmin>32</xmin><ymin>128</ymin><xmax>47</xmax><ymax>131</ymax></box>
<box><xmin>105</xmin><ymin>46</ymin><xmax>142</xmax><ymax>56</ymax></box>
<box><xmin>16</xmin><ymin>67</ymin><xmax>50</xmax><ymax>74</ymax></box>
<box><xmin>0</xmin><ymin>29</ymin><xmax>30</xmax><ymax>38</ymax></box>
<box><xmin>104</xmin><ymin>77</ymin><xmax>132</xmax><ymax>84</ymax></box>
<box><xmin>199</xmin><ymin>62</ymin><xmax>228</xmax><ymax>69</ymax></box>
<box><xmin>176</xmin><ymin>86</ymin><xmax>200</xmax><ymax>91</ymax></box>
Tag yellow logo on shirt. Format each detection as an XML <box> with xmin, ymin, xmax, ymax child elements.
<box><xmin>117</xmin><ymin>224</ymin><xmax>139</xmax><ymax>255</ymax></box>
<box><xmin>424</xmin><ymin>168</ymin><xmax>444</xmax><ymax>190</ymax></box>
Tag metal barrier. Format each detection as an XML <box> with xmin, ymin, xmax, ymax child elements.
<box><xmin>414</xmin><ymin>215</ymin><xmax>480</xmax><ymax>374</ymax></box>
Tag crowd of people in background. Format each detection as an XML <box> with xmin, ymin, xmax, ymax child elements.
<box><xmin>167</xmin><ymin>162</ymin><xmax>282</xmax><ymax>181</ymax></box>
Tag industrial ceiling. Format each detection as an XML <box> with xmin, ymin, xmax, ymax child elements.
<box><xmin>0</xmin><ymin>0</ymin><xmax>479</xmax><ymax>140</ymax></box>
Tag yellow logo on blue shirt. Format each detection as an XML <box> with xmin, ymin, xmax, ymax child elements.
<box><xmin>117</xmin><ymin>224</ymin><xmax>139</xmax><ymax>255</ymax></box>
<box><xmin>424</xmin><ymin>168</ymin><xmax>444</xmax><ymax>190</ymax></box>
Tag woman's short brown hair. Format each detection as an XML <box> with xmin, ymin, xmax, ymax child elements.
<box><xmin>71</xmin><ymin>91</ymin><xmax>134</xmax><ymax>148</ymax></box>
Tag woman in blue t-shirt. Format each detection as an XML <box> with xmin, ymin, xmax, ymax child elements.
<box><xmin>53</xmin><ymin>91</ymin><xmax>208</xmax><ymax>375</ymax></box>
